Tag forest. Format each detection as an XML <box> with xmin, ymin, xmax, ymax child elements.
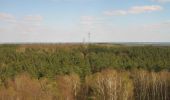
<box><xmin>0</xmin><ymin>44</ymin><xmax>170</xmax><ymax>100</ymax></box>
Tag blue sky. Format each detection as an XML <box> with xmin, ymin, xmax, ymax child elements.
<box><xmin>0</xmin><ymin>0</ymin><xmax>170</xmax><ymax>43</ymax></box>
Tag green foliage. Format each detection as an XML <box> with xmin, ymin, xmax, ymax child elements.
<box><xmin>0</xmin><ymin>44</ymin><xmax>170</xmax><ymax>80</ymax></box>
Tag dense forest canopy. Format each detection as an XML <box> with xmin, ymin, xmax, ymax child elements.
<box><xmin>0</xmin><ymin>44</ymin><xmax>170</xmax><ymax>100</ymax></box>
<box><xmin>0</xmin><ymin>44</ymin><xmax>170</xmax><ymax>79</ymax></box>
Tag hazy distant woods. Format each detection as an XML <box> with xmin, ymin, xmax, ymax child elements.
<box><xmin>0</xmin><ymin>44</ymin><xmax>170</xmax><ymax>100</ymax></box>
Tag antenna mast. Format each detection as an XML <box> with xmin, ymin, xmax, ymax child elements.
<box><xmin>83</xmin><ymin>37</ymin><xmax>85</xmax><ymax>44</ymax></box>
<box><xmin>88</xmin><ymin>32</ymin><xmax>91</xmax><ymax>44</ymax></box>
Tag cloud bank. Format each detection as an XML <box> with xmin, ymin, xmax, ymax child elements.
<box><xmin>152</xmin><ymin>0</ymin><xmax>170</xmax><ymax>3</ymax></box>
<box><xmin>0</xmin><ymin>13</ymin><xmax>43</xmax><ymax>34</ymax></box>
<box><xmin>104</xmin><ymin>5</ymin><xmax>163</xmax><ymax>16</ymax></box>
<box><xmin>0</xmin><ymin>13</ymin><xmax>16</xmax><ymax>23</ymax></box>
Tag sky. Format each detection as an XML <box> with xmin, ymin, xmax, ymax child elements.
<box><xmin>0</xmin><ymin>0</ymin><xmax>170</xmax><ymax>43</ymax></box>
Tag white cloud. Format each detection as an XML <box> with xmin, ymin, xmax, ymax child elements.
<box><xmin>0</xmin><ymin>13</ymin><xmax>16</xmax><ymax>23</ymax></box>
<box><xmin>143</xmin><ymin>20</ymin><xmax>170</xmax><ymax>31</ymax></box>
<box><xmin>104</xmin><ymin>10</ymin><xmax>127</xmax><ymax>16</ymax></box>
<box><xmin>0</xmin><ymin>13</ymin><xmax>14</xmax><ymax>20</ymax></box>
<box><xmin>104</xmin><ymin>5</ymin><xmax>163</xmax><ymax>16</ymax></box>
<box><xmin>49</xmin><ymin>0</ymin><xmax>95</xmax><ymax>2</ymax></box>
<box><xmin>80</xmin><ymin>16</ymin><xmax>104</xmax><ymax>26</ymax></box>
<box><xmin>0</xmin><ymin>13</ymin><xmax>44</xmax><ymax>34</ymax></box>
<box><xmin>129</xmin><ymin>5</ymin><xmax>162</xmax><ymax>14</ymax></box>
<box><xmin>23</xmin><ymin>15</ymin><xmax>43</xmax><ymax>22</ymax></box>
<box><xmin>152</xmin><ymin>0</ymin><xmax>170</xmax><ymax>3</ymax></box>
